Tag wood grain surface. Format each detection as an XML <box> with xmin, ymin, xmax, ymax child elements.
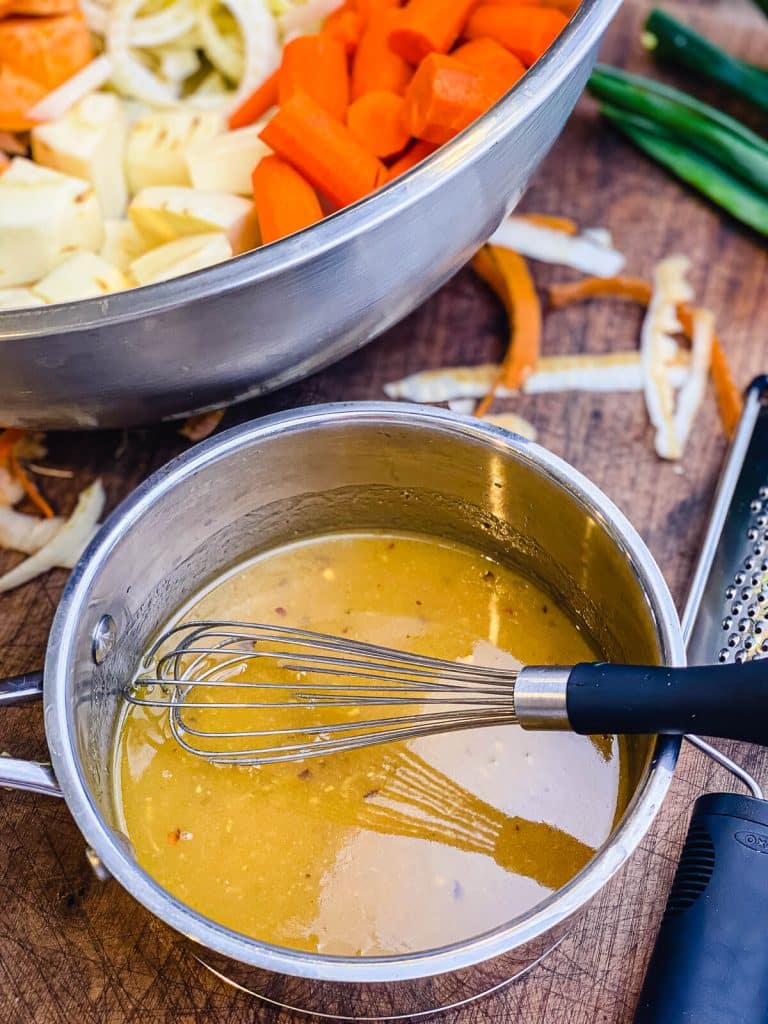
<box><xmin>1</xmin><ymin>2</ymin><xmax>766</xmax><ymax>1021</ymax></box>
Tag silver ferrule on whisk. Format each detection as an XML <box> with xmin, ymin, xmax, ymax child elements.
<box><xmin>513</xmin><ymin>666</ymin><xmax>571</xmax><ymax>730</ymax></box>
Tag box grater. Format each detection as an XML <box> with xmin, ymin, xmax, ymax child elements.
<box><xmin>635</xmin><ymin>376</ymin><xmax>768</xmax><ymax>1024</ymax></box>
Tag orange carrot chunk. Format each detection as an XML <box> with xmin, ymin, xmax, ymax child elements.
<box><xmin>385</xmin><ymin>139</ymin><xmax>438</xmax><ymax>181</ymax></box>
<box><xmin>402</xmin><ymin>53</ymin><xmax>514</xmax><ymax>145</ymax></box>
<box><xmin>0</xmin><ymin>65</ymin><xmax>46</xmax><ymax>131</ymax></box>
<box><xmin>352</xmin><ymin>8</ymin><xmax>412</xmax><ymax>98</ymax></box>
<box><xmin>279</xmin><ymin>33</ymin><xmax>349</xmax><ymax>121</ymax></box>
<box><xmin>389</xmin><ymin>0</ymin><xmax>477</xmax><ymax>64</ymax></box>
<box><xmin>228</xmin><ymin>70</ymin><xmax>278</xmax><ymax>130</ymax></box>
<box><xmin>465</xmin><ymin>6</ymin><xmax>569</xmax><ymax>66</ymax></box>
<box><xmin>0</xmin><ymin>13</ymin><xmax>93</xmax><ymax>91</ymax></box>
<box><xmin>452</xmin><ymin>37</ymin><xmax>526</xmax><ymax>80</ymax></box>
<box><xmin>322</xmin><ymin>6</ymin><xmax>364</xmax><ymax>54</ymax></box>
<box><xmin>8</xmin><ymin>0</ymin><xmax>79</xmax><ymax>13</ymax></box>
<box><xmin>252</xmin><ymin>155</ymin><xmax>323</xmax><ymax>244</ymax></box>
<box><xmin>259</xmin><ymin>90</ymin><xmax>386</xmax><ymax>208</ymax></box>
<box><xmin>353</xmin><ymin>0</ymin><xmax>399</xmax><ymax>19</ymax></box>
<box><xmin>347</xmin><ymin>90</ymin><xmax>410</xmax><ymax>158</ymax></box>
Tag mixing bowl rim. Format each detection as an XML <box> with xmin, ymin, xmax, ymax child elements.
<box><xmin>0</xmin><ymin>0</ymin><xmax>622</xmax><ymax>339</ymax></box>
<box><xmin>44</xmin><ymin>402</ymin><xmax>682</xmax><ymax>982</ymax></box>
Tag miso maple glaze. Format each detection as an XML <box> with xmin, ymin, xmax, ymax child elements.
<box><xmin>115</xmin><ymin>532</ymin><xmax>630</xmax><ymax>955</ymax></box>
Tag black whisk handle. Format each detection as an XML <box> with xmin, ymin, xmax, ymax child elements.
<box><xmin>634</xmin><ymin>792</ymin><xmax>768</xmax><ymax>1023</ymax></box>
<box><xmin>565</xmin><ymin>661</ymin><xmax>768</xmax><ymax>746</ymax></box>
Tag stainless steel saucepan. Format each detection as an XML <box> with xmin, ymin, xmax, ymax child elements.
<box><xmin>0</xmin><ymin>0</ymin><xmax>621</xmax><ymax>431</ymax></box>
<box><xmin>0</xmin><ymin>404</ymin><xmax>681</xmax><ymax>1018</ymax></box>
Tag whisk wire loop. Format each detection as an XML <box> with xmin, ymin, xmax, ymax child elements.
<box><xmin>126</xmin><ymin>620</ymin><xmax>520</xmax><ymax>765</ymax></box>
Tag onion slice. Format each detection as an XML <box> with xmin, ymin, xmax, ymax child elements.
<box><xmin>0</xmin><ymin>480</ymin><xmax>104</xmax><ymax>593</ymax></box>
<box><xmin>278</xmin><ymin>0</ymin><xmax>343</xmax><ymax>39</ymax></box>
<box><xmin>220</xmin><ymin>0</ymin><xmax>279</xmax><ymax>114</ymax></box>
<box><xmin>0</xmin><ymin>507</ymin><xmax>63</xmax><ymax>555</ymax></box>
<box><xmin>489</xmin><ymin>217</ymin><xmax>626</xmax><ymax>277</ymax></box>
<box><xmin>27</xmin><ymin>55</ymin><xmax>114</xmax><ymax>122</ymax></box>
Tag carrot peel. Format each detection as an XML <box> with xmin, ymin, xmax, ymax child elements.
<box><xmin>472</xmin><ymin>244</ymin><xmax>542</xmax><ymax>413</ymax></box>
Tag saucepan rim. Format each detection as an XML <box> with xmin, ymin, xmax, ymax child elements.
<box><xmin>44</xmin><ymin>402</ymin><xmax>682</xmax><ymax>983</ymax></box>
<box><xmin>0</xmin><ymin>0</ymin><xmax>622</xmax><ymax>341</ymax></box>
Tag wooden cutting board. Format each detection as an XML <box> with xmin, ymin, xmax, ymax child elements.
<box><xmin>0</xmin><ymin>1</ymin><xmax>766</xmax><ymax>1020</ymax></box>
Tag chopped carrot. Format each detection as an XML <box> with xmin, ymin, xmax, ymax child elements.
<box><xmin>465</xmin><ymin>6</ymin><xmax>569</xmax><ymax>66</ymax></box>
<box><xmin>473</xmin><ymin>244</ymin><xmax>542</xmax><ymax>413</ymax></box>
<box><xmin>322</xmin><ymin>6</ymin><xmax>364</xmax><ymax>54</ymax></box>
<box><xmin>389</xmin><ymin>0</ymin><xmax>477</xmax><ymax>64</ymax></box>
<box><xmin>0</xmin><ymin>13</ymin><xmax>93</xmax><ymax>91</ymax></box>
<box><xmin>402</xmin><ymin>53</ymin><xmax>515</xmax><ymax>146</ymax></box>
<box><xmin>539</xmin><ymin>0</ymin><xmax>580</xmax><ymax>14</ymax></box>
<box><xmin>7</xmin><ymin>0</ymin><xmax>78</xmax><ymax>13</ymax></box>
<box><xmin>228</xmin><ymin>70</ymin><xmax>278</xmax><ymax>130</ymax></box>
<box><xmin>352</xmin><ymin>8</ymin><xmax>412</xmax><ymax>99</ymax></box>
<box><xmin>259</xmin><ymin>90</ymin><xmax>386</xmax><ymax>208</ymax></box>
<box><xmin>353</xmin><ymin>0</ymin><xmax>399</xmax><ymax>19</ymax></box>
<box><xmin>347</xmin><ymin>90</ymin><xmax>410</xmax><ymax>158</ymax></box>
<box><xmin>678</xmin><ymin>304</ymin><xmax>743</xmax><ymax>439</ymax></box>
<box><xmin>0</xmin><ymin>65</ymin><xmax>46</xmax><ymax>131</ymax></box>
<box><xmin>279</xmin><ymin>34</ymin><xmax>349</xmax><ymax>121</ymax></box>
<box><xmin>0</xmin><ymin>428</ymin><xmax>24</xmax><ymax>463</ymax></box>
<box><xmin>385</xmin><ymin>138</ymin><xmax>438</xmax><ymax>181</ymax></box>
<box><xmin>252</xmin><ymin>155</ymin><xmax>324</xmax><ymax>244</ymax></box>
<box><xmin>9</xmin><ymin>450</ymin><xmax>54</xmax><ymax>518</ymax></box>
<box><xmin>548</xmin><ymin>275</ymin><xmax>651</xmax><ymax>307</ymax></box>
<box><xmin>547</xmin><ymin>274</ymin><xmax>744</xmax><ymax>439</ymax></box>
<box><xmin>520</xmin><ymin>213</ymin><xmax>578</xmax><ymax>234</ymax></box>
<box><xmin>452</xmin><ymin>37</ymin><xmax>527</xmax><ymax>80</ymax></box>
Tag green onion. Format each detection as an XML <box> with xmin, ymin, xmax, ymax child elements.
<box><xmin>643</xmin><ymin>9</ymin><xmax>768</xmax><ymax>113</ymax></box>
<box><xmin>601</xmin><ymin>109</ymin><xmax>768</xmax><ymax>236</ymax></box>
<box><xmin>588</xmin><ymin>66</ymin><xmax>768</xmax><ymax>197</ymax></box>
<box><xmin>587</xmin><ymin>65</ymin><xmax>768</xmax><ymax>235</ymax></box>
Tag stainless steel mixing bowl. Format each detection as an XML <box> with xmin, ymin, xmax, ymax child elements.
<box><xmin>0</xmin><ymin>0</ymin><xmax>621</xmax><ymax>430</ymax></box>
<box><xmin>0</xmin><ymin>404</ymin><xmax>680</xmax><ymax>1018</ymax></box>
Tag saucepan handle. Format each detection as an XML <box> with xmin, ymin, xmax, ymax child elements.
<box><xmin>0</xmin><ymin>671</ymin><xmax>62</xmax><ymax>797</ymax></box>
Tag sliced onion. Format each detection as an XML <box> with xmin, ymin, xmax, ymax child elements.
<box><xmin>0</xmin><ymin>507</ymin><xmax>63</xmax><ymax>555</ymax></box>
<box><xmin>278</xmin><ymin>0</ymin><xmax>342</xmax><ymax>39</ymax></box>
<box><xmin>0</xmin><ymin>480</ymin><xmax>104</xmax><ymax>594</ymax></box>
<box><xmin>128</xmin><ymin>0</ymin><xmax>198</xmax><ymax>47</ymax></box>
<box><xmin>80</xmin><ymin>0</ymin><xmax>110</xmax><ymax>34</ymax></box>
<box><xmin>489</xmin><ymin>217</ymin><xmax>626</xmax><ymax>277</ymax></box>
<box><xmin>220</xmin><ymin>0</ymin><xmax>280</xmax><ymax>114</ymax></box>
<box><xmin>199</xmin><ymin>0</ymin><xmax>245</xmax><ymax>82</ymax></box>
<box><xmin>27</xmin><ymin>55</ymin><xmax>114</xmax><ymax>122</ymax></box>
<box><xmin>107</xmin><ymin>0</ymin><xmax>183</xmax><ymax>104</ymax></box>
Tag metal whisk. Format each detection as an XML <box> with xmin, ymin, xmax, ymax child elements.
<box><xmin>124</xmin><ymin>618</ymin><xmax>768</xmax><ymax>765</ymax></box>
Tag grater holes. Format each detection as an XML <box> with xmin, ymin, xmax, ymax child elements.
<box><xmin>734</xmin><ymin>573</ymin><xmax>745</xmax><ymax>586</ymax></box>
<box><xmin>760</xmin><ymin>486</ymin><xmax>768</xmax><ymax>500</ymax></box>
<box><xmin>665</xmin><ymin>824</ymin><xmax>716</xmax><ymax>916</ymax></box>
<box><xmin>758</xmin><ymin>515</ymin><xmax>768</xmax><ymax>527</ymax></box>
<box><xmin>751</xmin><ymin>500</ymin><xmax>763</xmax><ymax>513</ymax></box>
<box><xmin>718</xmin><ymin>649</ymin><xmax>729</xmax><ymax>663</ymax></box>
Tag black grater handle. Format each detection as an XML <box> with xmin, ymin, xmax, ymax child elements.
<box><xmin>565</xmin><ymin>661</ymin><xmax>768</xmax><ymax>745</ymax></box>
<box><xmin>634</xmin><ymin>792</ymin><xmax>768</xmax><ymax>1023</ymax></box>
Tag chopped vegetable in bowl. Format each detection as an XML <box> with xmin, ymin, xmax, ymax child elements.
<box><xmin>0</xmin><ymin>0</ymin><xmax>575</xmax><ymax>307</ymax></box>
